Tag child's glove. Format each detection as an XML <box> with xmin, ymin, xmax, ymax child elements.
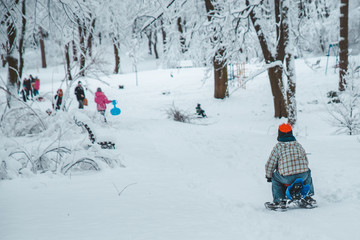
<box><xmin>266</xmin><ymin>177</ymin><xmax>272</xmax><ymax>183</ymax></box>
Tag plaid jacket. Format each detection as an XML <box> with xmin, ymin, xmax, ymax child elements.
<box><xmin>265</xmin><ymin>141</ymin><xmax>309</xmax><ymax>178</ymax></box>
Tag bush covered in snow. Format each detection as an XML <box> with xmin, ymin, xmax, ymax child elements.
<box><xmin>0</xmin><ymin>108</ymin><xmax>124</xmax><ymax>180</ymax></box>
<box><xmin>0</xmin><ymin>106</ymin><xmax>47</xmax><ymax>137</ymax></box>
<box><xmin>327</xmin><ymin>68</ymin><xmax>360</xmax><ymax>135</ymax></box>
<box><xmin>166</xmin><ymin>104</ymin><xmax>191</xmax><ymax>123</ymax></box>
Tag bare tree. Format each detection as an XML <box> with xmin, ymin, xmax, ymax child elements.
<box><xmin>160</xmin><ymin>17</ymin><xmax>167</xmax><ymax>53</ymax></box>
<box><xmin>328</xmin><ymin>68</ymin><xmax>360</xmax><ymax>135</ymax></box>
<box><xmin>177</xmin><ymin>17</ymin><xmax>187</xmax><ymax>53</ymax></box>
<box><xmin>283</xmin><ymin>0</ymin><xmax>297</xmax><ymax>125</ymax></box>
<box><xmin>64</xmin><ymin>42</ymin><xmax>72</xmax><ymax>80</ymax></box>
<box><xmin>247</xmin><ymin>0</ymin><xmax>288</xmax><ymax>118</ymax></box>
<box><xmin>112</xmin><ymin>36</ymin><xmax>120</xmax><ymax>74</ymax></box>
<box><xmin>18</xmin><ymin>0</ymin><xmax>26</xmax><ymax>79</ymax></box>
<box><xmin>339</xmin><ymin>0</ymin><xmax>349</xmax><ymax>91</ymax></box>
<box><xmin>204</xmin><ymin>0</ymin><xmax>228</xmax><ymax>99</ymax></box>
<box><xmin>1</xmin><ymin>0</ymin><xmax>20</xmax><ymax>103</ymax></box>
<box><xmin>39</xmin><ymin>26</ymin><xmax>47</xmax><ymax>68</ymax></box>
<box><xmin>77</xmin><ymin>17</ymin><xmax>86</xmax><ymax>76</ymax></box>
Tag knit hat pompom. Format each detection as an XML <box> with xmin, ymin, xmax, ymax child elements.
<box><xmin>277</xmin><ymin>123</ymin><xmax>295</xmax><ymax>142</ymax></box>
<box><xmin>279</xmin><ymin>123</ymin><xmax>292</xmax><ymax>133</ymax></box>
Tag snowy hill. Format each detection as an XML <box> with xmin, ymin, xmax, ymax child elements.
<box><xmin>0</xmin><ymin>56</ymin><xmax>360</xmax><ymax>240</ymax></box>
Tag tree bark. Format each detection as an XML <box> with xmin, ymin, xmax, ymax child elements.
<box><xmin>160</xmin><ymin>18</ymin><xmax>167</xmax><ymax>52</ymax></box>
<box><xmin>146</xmin><ymin>30</ymin><xmax>152</xmax><ymax>55</ymax></box>
<box><xmin>282</xmin><ymin>0</ymin><xmax>297</xmax><ymax>125</ymax></box>
<box><xmin>339</xmin><ymin>0</ymin><xmax>349</xmax><ymax>91</ymax></box>
<box><xmin>64</xmin><ymin>43</ymin><xmax>72</xmax><ymax>80</ymax></box>
<box><xmin>3</xmin><ymin>0</ymin><xmax>20</xmax><ymax>107</ymax></box>
<box><xmin>177</xmin><ymin>17</ymin><xmax>187</xmax><ymax>53</ymax></box>
<box><xmin>77</xmin><ymin>18</ymin><xmax>86</xmax><ymax>76</ymax></box>
<box><xmin>112</xmin><ymin>37</ymin><xmax>120</xmax><ymax>74</ymax></box>
<box><xmin>39</xmin><ymin>26</ymin><xmax>47</xmax><ymax>68</ymax></box>
<box><xmin>213</xmin><ymin>49</ymin><xmax>228</xmax><ymax>99</ymax></box>
<box><xmin>153</xmin><ymin>29</ymin><xmax>159</xmax><ymax>59</ymax></box>
<box><xmin>72</xmin><ymin>40</ymin><xmax>78</xmax><ymax>61</ymax></box>
<box><xmin>87</xmin><ymin>17</ymin><xmax>96</xmax><ymax>58</ymax></box>
<box><xmin>5</xmin><ymin>3</ymin><xmax>19</xmax><ymax>88</ymax></box>
<box><xmin>268</xmin><ymin>66</ymin><xmax>288</xmax><ymax>118</ymax></box>
<box><xmin>275</xmin><ymin>0</ymin><xmax>285</xmax><ymax>62</ymax></box>
<box><xmin>18</xmin><ymin>0</ymin><xmax>26</xmax><ymax>79</ymax></box>
<box><xmin>204</xmin><ymin>0</ymin><xmax>228</xmax><ymax>99</ymax></box>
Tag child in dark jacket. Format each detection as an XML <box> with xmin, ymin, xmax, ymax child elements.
<box><xmin>74</xmin><ymin>81</ymin><xmax>85</xmax><ymax>109</ymax></box>
<box><xmin>196</xmin><ymin>103</ymin><xmax>207</xmax><ymax>117</ymax></box>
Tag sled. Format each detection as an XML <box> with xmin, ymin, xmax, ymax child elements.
<box><xmin>110</xmin><ymin>100</ymin><xmax>121</xmax><ymax>116</ymax></box>
<box><xmin>265</xmin><ymin>178</ymin><xmax>316</xmax><ymax>211</ymax></box>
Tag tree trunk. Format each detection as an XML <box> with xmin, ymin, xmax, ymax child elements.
<box><xmin>286</xmin><ymin>54</ymin><xmax>296</xmax><ymax>125</ymax></box>
<box><xmin>112</xmin><ymin>37</ymin><xmax>120</xmax><ymax>74</ymax></box>
<box><xmin>146</xmin><ymin>30</ymin><xmax>152</xmax><ymax>55</ymax></box>
<box><xmin>77</xmin><ymin>19</ymin><xmax>86</xmax><ymax>76</ymax></box>
<box><xmin>275</xmin><ymin>0</ymin><xmax>285</xmax><ymax>62</ymax></box>
<box><xmin>282</xmin><ymin>0</ymin><xmax>297</xmax><ymax>125</ymax></box>
<box><xmin>64</xmin><ymin>43</ymin><xmax>72</xmax><ymax>80</ymax></box>
<box><xmin>5</xmin><ymin>3</ymin><xmax>19</xmax><ymax>90</ymax></box>
<box><xmin>18</xmin><ymin>0</ymin><xmax>26</xmax><ymax>79</ymax></box>
<box><xmin>339</xmin><ymin>0</ymin><xmax>349</xmax><ymax>91</ymax></box>
<box><xmin>3</xmin><ymin>2</ymin><xmax>19</xmax><ymax>107</ymax></box>
<box><xmin>87</xmin><ymin>17</ymin><xmax>96</xmax><ymax>58</ymax></box>
<box><xmin>39</xmin><ymin>26</ymin><xmax>47</xmax><ymax>68</ymax></box>
<box><xmin>153</xmin><ymin>29</ymin><xmax>159</xmax><ymax>59</ymax></box>
<box><xmin>247</xmin><ymin>0</ymin><xmax>288</xmax><ymax>118</ymax></box>
<box><xmin>213</xmin><ymin>49</ymin><xmax>228</xmax><ymax>99</ymax></box>
<box><xmin>98</xmin><ymin>32</ymin><xmax>102</xmax><ymax>45</ymax></box>
<box><xmin>268</xmin><ymin>66</ymin><xmax>288</xmax><ymax>118</ymax></box>
<box><xmin>204</xmin><ymin>0</ymin><xmax>228</xmax><ymax>99</ymax></box>
<box><xmin>177</xmin><ymin>17</ymin><xmax>187</xmax><ymax>53</ymax></box>
<box><xmin>7</xmin><ymin>56</ymin><xmax>18</xmax><ymax>87</ymax></box>
<box><xmin>72</xmin><ymin>40</ymin><xmax>78</xmax><ymax>61</ymax></box>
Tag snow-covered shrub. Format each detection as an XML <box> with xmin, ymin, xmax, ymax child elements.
<box><xmin>0</xmin><ymin>107</ymin><xmax>47</xmax><ymax>137</ymax></box>
<box><xmin>8</xmin><ymin>145</ymin><xmax>72</xmax><ymax>174</ymax></box>
<box><xmin>327</xmin><ymin>68</ymin><xmax>360</xmax><ymax>135</ymax></box>
<box><xmin>166</xmin><ymin>104</ymin><xmax>191</xmax><ymax>123</ymax></box>
<box><xmin>0</xmin><ymin>110</ymin><xmax>125</xmax><ymax>180</ymax></box>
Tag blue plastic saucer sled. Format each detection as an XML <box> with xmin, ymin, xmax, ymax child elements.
<box><xmin>110</xmin><ymin>100</ymin><xmax>121</xmax><ymax>116</ymax></box>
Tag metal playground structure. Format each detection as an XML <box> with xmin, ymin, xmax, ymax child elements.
<box><xmin>228</xmin><ymin>62</ymin><xmax>246</xmax><ymax>89</ymax></box>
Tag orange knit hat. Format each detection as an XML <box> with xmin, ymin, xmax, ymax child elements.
<box><xmin>278</xmin><ymin>123</ymin><xmax>292</xmax><ymax>133</ymax></box>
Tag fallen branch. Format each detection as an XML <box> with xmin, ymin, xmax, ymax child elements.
<box><xmin>112</xmin><ymin>182</ymin><xmax>138</xmax><ymax>196</ymax></box>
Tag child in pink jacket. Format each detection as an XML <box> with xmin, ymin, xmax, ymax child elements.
<box><xmin>94</xmin><ymin>88</ymin><xmax>112</xmax><ymax>122</ymax></box>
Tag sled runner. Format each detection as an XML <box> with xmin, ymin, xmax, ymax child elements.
<box><xmin>265</xmin><ymin>178</ymin><xmax>317</xmax><ymax>211</ymax></box>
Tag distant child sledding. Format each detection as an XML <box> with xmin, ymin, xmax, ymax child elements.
<box><xmin>196</xmin><ymin>103</ymin><xmax>207</xmax><ymax>118</ymax></box>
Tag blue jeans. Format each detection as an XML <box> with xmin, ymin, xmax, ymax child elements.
<box><xmin>271</xmin><ymin>170</ymin><xmax>314</xmax><ymax>203</ymax></box>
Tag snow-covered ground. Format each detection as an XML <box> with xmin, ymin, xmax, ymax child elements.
<box><xmin>1</xmin><ymin>56</ymin><xmax>360</xmax><ymax>240</ymax></box>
